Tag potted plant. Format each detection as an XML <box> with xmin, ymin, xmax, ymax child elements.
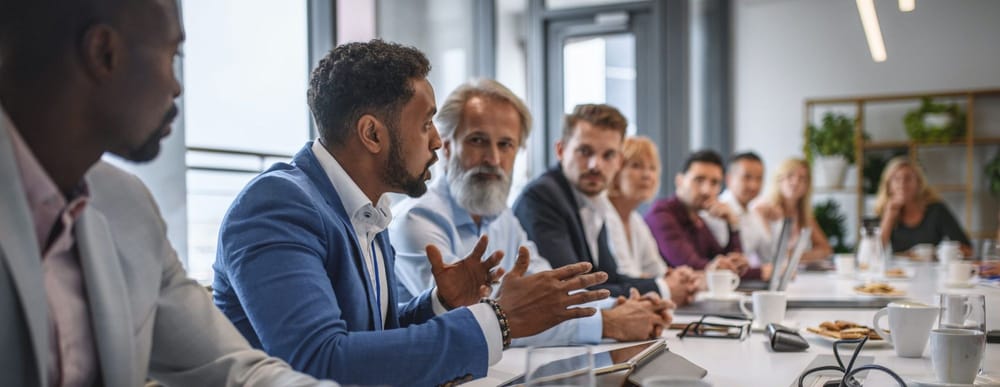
<box><xmin>813</xmin><ymin>199</ymin><xmax>851</xmax><ymax>253</ymax></box>
<box><xmin>808</xmin><ymin>112</ymin><xmax>858</xmax><ymax>189</ymax></box>
<box><xmin>903</xmin><ymin>98</ymin><xmax>965</xmax><ymax>143</ymax></box>
<box><xmin>986</xmin><ymin>151</ymin><xmax>1000</xmax><ymax>196</ymax></box>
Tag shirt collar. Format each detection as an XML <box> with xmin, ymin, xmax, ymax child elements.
<box><xmin>435</xmin><ymin>176</ymin><xmax>498</xmax><ymax>230</ymax></box>
<box><xmin>310</xmin><ymin>139</ymin><xmax>392</xmax><ymax>230</ymax></box>
<box><xmin>4</xmin><ymin>106</ymin><xmax>90</xmax><ymax>250</ymax></box>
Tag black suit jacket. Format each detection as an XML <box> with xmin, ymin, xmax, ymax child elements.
<box><xmin>513</xmin><ymin>165</ymin><xmax>659</xmax><ymax>297</ymax></box>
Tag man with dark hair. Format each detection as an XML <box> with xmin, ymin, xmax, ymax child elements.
<box><xmin>0</xmin><ymin>0</ymin><xmax>337</xmax><ymax>386</ymax></box>
<box><xmin>706</xmin><ymin>152</ymin><xmax>774</xmax><ymax>278</ymax></box>
<box><xmin>644</xmin><ymin>150</ymin><xmax>756</xmax><ymax>278</ymax></box>
<box><xmin>214</xmin><ymin>40</ymin><xmax>609</xmax><ymax>386</ymax></box>
<box><xmin>513</xmin><ymin>104</ymin><xmax>698</xmax><ymax>306</ymax></box>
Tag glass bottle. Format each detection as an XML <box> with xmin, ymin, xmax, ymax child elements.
<box><xmin>856</xmin><ymin>217</ymin><xmax>885</xmax><ymax>279</ymax></box>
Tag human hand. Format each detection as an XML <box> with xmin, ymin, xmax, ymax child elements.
<box><xmin>495</xmin><ymin>246</ymin><xmax>610</xmax><ymax>338</ymax></box>
<box><xmin>638</xmin><ymin>290</ymin><xmax>675</xmax><ymax>335</ymax></box>
<box><xmin>665</xmin><ymin>267</ymin><xmax>697</xmax><ymax>306</ymax></box>
<box><xmin>603</xmin><ymin>288</ymin><xmax>668</xmax><ymax>341</ymax></box>
<box><xmin>428</xmin><ymin>235</ymin><xmax>504</xmax><ymax>309</ymax></box>
<box><xmin>708</xmin><ymin>254</ymin><xmax>748</xmax><ymax>276</ymax></box>
<box><xmin>760</xmin><ymin>263</ymin><xmax>774</xmax><ymax>281</ymax></box>
<box><xmin>705</xmin><ymin>198</ymin><xmax>739</xmax><ymax>226</ymax></box>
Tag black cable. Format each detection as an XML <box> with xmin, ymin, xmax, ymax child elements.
<box><xmin>797</xmin><ymin>336</ymin><xmax>907</xmax><ymax>387</ymax></box>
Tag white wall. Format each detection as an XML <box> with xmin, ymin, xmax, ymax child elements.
<box><xmin>734</xmin><ymin>0</ymin><xmax>1000</xmax><ymax>240</ymax></box>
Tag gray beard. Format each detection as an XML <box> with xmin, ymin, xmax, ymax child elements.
<box><xmin>447</xmin><ymin>156</ymin><xmax>511</xmax><ymax>217</ymax></box>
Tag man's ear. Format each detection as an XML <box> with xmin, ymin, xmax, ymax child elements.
<box><xmin>675</xmin><ymin>173</ymin><xmax>684</xmax><ymax>190</ymax></box>
<box><xmin>356</xmin><ymin>114</ymin><xmax>386</xmax><ymax>154</ymax></box>
<box><xmin>442</xmin><ymin>139</ymin><xmax>453</xmax><ymax>160</ymax></box>
<box><xmin>80</xmin><ymin>24</ymin><xmax>122</xmax><ymax>82</ymax></box>
<box><xmin>555</xmin><ymin>140</ymin><xmax>564</xmax><ymax>162</ymax></box>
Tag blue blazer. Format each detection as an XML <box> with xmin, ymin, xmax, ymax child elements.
<box><xmin>213</xmin><ymin>142</ymin><xmax>488</xmax><ymax>386</ymax></box>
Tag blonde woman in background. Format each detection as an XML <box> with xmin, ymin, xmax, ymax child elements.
<box><xmin>874</xmin><ymin>156</ymin><xmax>971</xmax><ymax>256</ymax></box>
<box><xmin>606</xmin><ymin>136</ymin><xmax>699</xmax><ymax>305</ymax></box>
<box><xmin>754</xmin><ymin>158</ymin><xmax>833</xmax><ymax>263</ymax></box>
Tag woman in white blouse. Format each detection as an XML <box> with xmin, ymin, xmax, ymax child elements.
<box><xmin>605</xmin><ymin>136</ymin><xmax>670</xmax><ymax>278</ymax></box>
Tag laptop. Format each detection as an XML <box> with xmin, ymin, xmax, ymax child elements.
<box><xmin>738</xmin><ymin>218</ymin><xmax>792</xmax><ymax>291</ymax></box>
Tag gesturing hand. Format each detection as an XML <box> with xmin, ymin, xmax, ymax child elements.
<box><xmin>495</xmin><ymin>246</ymin><xmax>610</xmax><ymax>338</ymax></box>
<box><xmin>428</xmin><ymin>235</ymin><xmax>504</xmax><ymax>309</ymax></box>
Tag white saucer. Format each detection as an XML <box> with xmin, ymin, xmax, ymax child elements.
<box><xmin>700</xmin><ymin>292</ymin><xmax>743</xmax><ymax>301</ymax></box>
<box><xmin>751</xmin><ymin>320</ymin><xmax>798</xmax><ymax>332</ymax></box>
<box><xmin>909</xmin><ymin>375</ymin><xmax>1000</xmax><ymax>387</ymax></box>
<box><xmin>944</xmin><ymin>281</ymin><xmax>977</xmax><ymax>289</ymax></box>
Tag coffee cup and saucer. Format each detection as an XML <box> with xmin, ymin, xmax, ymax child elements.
<box><xmin>944</xmin><ymin>262</ymin><xmax>979</xmax><ymax>288</ymax></box>
<box><xmin>702</xmin><ymin>270</ymin><xmax>742</xmax><ymax>300</ymax></box>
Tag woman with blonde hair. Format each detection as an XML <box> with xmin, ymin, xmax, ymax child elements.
<box><xmin>754</xmin><ymin>158</ymin><xmax>833</xmax><ymax>263</ymax></box>
<box><xmin>605</xmin><ymin>136</ymin><xmax>698</xmax><ymax>305</ymax></box>
<box><xmin>874</xmin><ymin>156</ymin><xmax>971</xmax><ymax>256</ymax></box>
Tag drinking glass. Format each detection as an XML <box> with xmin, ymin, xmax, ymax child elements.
<box><xmin>937</xmin><ymin>293</ymin><xmax>986</xmax><ymax>373</ymax></box>
<box><xmin>525</xmin><ymin>346</ymin><xmax>594</xmax><ymax>387</ymax></box>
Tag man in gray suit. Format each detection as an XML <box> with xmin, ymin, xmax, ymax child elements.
<box><xmin>0</xmin><ymin>0</ymin><xmax>337</xmax><ymax>386</ymax></box>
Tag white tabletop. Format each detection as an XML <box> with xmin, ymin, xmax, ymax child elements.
<box><xmin>471</xmin><ymin>266</ymin><xmax>1000</xmax><ymax>386</ymax></box>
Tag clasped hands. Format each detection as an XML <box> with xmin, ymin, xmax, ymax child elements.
<box><xmin>426</xmin><ymin>235</ymin><xmax>612</xmax><ymax>338</ymax></box>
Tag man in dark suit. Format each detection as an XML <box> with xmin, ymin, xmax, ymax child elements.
<box><xmin>513</xmin><ymin>104</ymin><xmax>697</xmax><ymax>306</ymax></box>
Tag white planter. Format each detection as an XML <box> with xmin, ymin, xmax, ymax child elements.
<box><xmin>814</xmin><ymin>155</ymin><xmax>849</xmax><ymax>189</ymax></box>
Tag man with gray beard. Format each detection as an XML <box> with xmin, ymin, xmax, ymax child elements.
<box><xmin>390</xmin><ymin>79</ymin><xmax>672</xmax><ymax>345</ymax></box>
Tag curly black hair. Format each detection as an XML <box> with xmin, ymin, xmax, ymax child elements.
<box><xmin>307</xmin><ymin>39</ymin><xmax>431</xmax><ymax>146</ymax></box>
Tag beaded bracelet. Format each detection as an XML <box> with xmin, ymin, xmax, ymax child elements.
<box><xmin>480</xmin><ymin>298</ymin><xmax>511</xmax><ymax>349</ymax></box>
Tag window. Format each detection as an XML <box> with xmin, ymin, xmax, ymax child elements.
<box><xmin>181</xmin><ymin>0</ymin><xmax>311</xmax><ymax>283</ymax></box>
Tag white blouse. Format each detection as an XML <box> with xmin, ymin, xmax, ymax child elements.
<box><xmin>602</xmin><ymin>200</ymin><xmax>669</xmax><ymax>278</ymax></box>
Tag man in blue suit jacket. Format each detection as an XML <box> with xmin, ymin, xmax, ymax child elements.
<box><xmin>213</xmin><ymin>39</ymin><xmax>610</xmax><ymax>387</ymax></box>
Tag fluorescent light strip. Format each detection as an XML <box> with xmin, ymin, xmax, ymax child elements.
<box><xmin>856</xmin><ymin>0</ymin><xmax>887</xmax><ymax>62</ymax></box>
<box><xmin>899</xmin><ymin>0</ymin><xmax>915</xmax><ymax>12</ymax></box>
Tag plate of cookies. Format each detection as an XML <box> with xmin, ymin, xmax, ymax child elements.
<box><xmin>805</xmin><ymin>320</ymin><xmax>889</xmax><ymax>348</ymax></box>
<box><xmin>853</xmin><ymin>282</ymin><xmax>906</xmax><ymax>296</ymax></box>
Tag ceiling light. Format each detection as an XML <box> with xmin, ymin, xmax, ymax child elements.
<box><xmin>899</xmin><ymin>0</ymin><xmax>915</xmax><ymax>12</ymax></box>
<box><xmin>857</xmin><ymin>0</ymin><xmax>887</xmax><ymax>62</ymax></box>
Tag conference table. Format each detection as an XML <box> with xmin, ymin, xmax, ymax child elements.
<box><xmin>469</xmin><ymin>263</ymin><xmax>1000</xmax><ymax>386</ymax></box>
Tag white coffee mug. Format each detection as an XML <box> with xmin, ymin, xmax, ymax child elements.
<box><xmin>706</xmin><ymin>270</ymin><xmax>740</xmax><ymax>297</ymax></box>
<box><xmin>929</xmin><ymin>329</ymin><xmax>985</xmax><ymax>384</ymax></box>
<box><xmin>834</xmin><ymin>255</ymin><xmax>855</xmax><ymax>276</ymax></box>
<box><xmin>739</xmin><ymin>291</ymin><xmax>787</xmax><ymax>326</ymax></box>
<box><xmin>939</xmin><ymin>294</ymin><xmax>974</xmax><ymax>329</ymax></box>
<box><xmin>872</xmin><ymin>301</ymin><xmax>940</xmax><ymax>358</ymax></box>
<box><xmin>946</xmin><ymin>262</ymin><xmax>979</xmax><ymax>284</ymax></box>
<box><xmin>937</xmin><ymin>241</ymin><xmax>961</xmax><ymax>264</ymax></box>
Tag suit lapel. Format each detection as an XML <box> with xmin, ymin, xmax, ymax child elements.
<box><xmin>0</xmin><ymin>121</ymin><xmax>50</xmax><ymax>386</ymax></box>
<box><xmin>76</xmin><ymin>209</ymin><xmax>136</xmax><ymax>387</ymax></box>
<box><xmin>293</xmin><ymin>144</ymin><xmax>382</xmax><ymax>329</ymax></box>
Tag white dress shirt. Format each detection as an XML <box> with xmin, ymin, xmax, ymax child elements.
<box><xmin>573</xmin><ymin>189</ymin><xmax>608</xmax><ymax>267</ymax></box>
<box><xmin>310</xmin><ymin>140</ymin><xmax>502</xmax><ymax>363</ymax></box>
<box><xmin>599</xmin><ymin>196</ymin><xmax>672</xmax><ymax>298</ymax></box>
<box><xmin>704</xmin><ymin>191</ymin><xmax>774</xmax><ymax>267</ymax></box>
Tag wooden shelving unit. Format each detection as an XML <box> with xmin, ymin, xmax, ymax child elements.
<box><xmin>804</xmin><ymin>88</ymin><xmax>1000</xmax><ymax>239</ymax></box>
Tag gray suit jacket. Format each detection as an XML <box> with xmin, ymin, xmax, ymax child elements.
<box><xmin>0</xmin><ymin>118</ymin><xmax>338</xmax><ymax>387</ymax></box>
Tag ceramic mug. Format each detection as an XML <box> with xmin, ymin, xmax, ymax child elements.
<box><xmin>872</xmin><ymin>301</ymin><xmax>940</xmax><ymax>358</ymax></box>
<box><xmin>706</xmin><ymin>270</ymin><xmax>740</xmax><ymax>297</ymax></box>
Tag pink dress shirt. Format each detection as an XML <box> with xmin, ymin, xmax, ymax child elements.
<box><xmin>8</xmin><ymin>124</ymin><xmax>98</xmax><ymax>387</ymax></box>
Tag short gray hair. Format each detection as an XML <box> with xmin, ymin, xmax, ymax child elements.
<box><xmin>435</xmin><ymin>78</ymin><xmax>532</xmax><ymax>147</ymax></box>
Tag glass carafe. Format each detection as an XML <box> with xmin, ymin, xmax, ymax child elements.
<box><xmin>856</xmin><ymin>217</ymin><xmax>886</xmax><ymax>279</ymax></box>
